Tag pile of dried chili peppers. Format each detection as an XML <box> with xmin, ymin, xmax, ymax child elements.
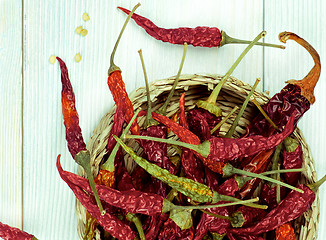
<box><xmin>49</xmin><ymin>4</ymin><xmax>324</xmax><ymax>240</ymax></box>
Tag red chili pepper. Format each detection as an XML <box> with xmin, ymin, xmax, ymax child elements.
<box><xmin>118</xmin><ymin>7</ymin><xmax>285</xmax><ymax>49</ymax></box>
<box><xmin>248</xmin><ymin>32</ymin><xmax>320</xmax><ymax>137</ymax></box>
<box><xmin>0</xmin><ymin>221</ymin><xmax>37</xmax><ymax>240</ymax></box>
<box><xmin>259</xmin><ymin>183</ymin><xmax>286</xmax><ymax>210</ymax></box>
<box><xmin>275</xmin><ymin>223</ymin><xmax>296</xmax><ymax>240</ymax></box>
<box><xmin>227</xmin><ymin>232</ymin><xmax>265</xmax><ymax>240</ymax></box>
<box><xmin>231</xmin><ymin>206</ymin><xmax>267</xmax><ymax>228</ymax></box>
<box><xmin>57</xmin><ymin>155</ymin><xmax>136</xmax><ymax>240</ymax></box>
<box><xmin>229</xmin><ymin>184</ymin><xmax>317</xmax><ymax>236</ymax></box>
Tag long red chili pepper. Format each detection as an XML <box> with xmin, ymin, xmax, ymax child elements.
<box><xmin>118</xmin><ymin>7</ymin><xmax>285</xmax><ymax>49</ymax></box>
<box><xmin>56</xmin><ymin>56</ymin><xmax>104</xmax><ymax>214</ymax></box>
<box><xmin>57</xmin><ymin>155</ymin><xmax>136</xmax><ymax>240</ymax></box>
<box><xmin>229</xmin><ymin>176</ymin><xmax>326</xmax><ymax>236</ymax></box>
<box><xmin>107</xmin><ymin>3</ymin><xmax>140</xmax><ymax>136</ymax></box>
<box><xmin>0</xmin><ymin>221</ymin><xmax>37</xmax><ymax>240</ymax></box>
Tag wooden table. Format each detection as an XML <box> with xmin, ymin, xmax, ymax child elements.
<box><xmin>1</xmin><ymin>0</ymin><xmax>325</xmax><ymax>239</ymax></box>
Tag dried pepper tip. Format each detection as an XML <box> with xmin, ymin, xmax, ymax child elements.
<box><xmin>74</xmin><ymin>151</ymin><xmax>105</xmax><ymax>215</ymax></box>
<box><xmin>75</xmin><ymin>26</ymin><xmax>83</xmax><ymax>34</ymax></box>
<box><xmin>126</xmin><ymin>213</ymin><xmax>145</xmax><ymax>240</ymax></box>
<box><xmin>49</xmin><ymin>55</ymin><xmax>57</xmax><ymax>64</ymax></box>
<box><xmin>307</xmin><ymin>174</ymin><xmax>326</xmax><ymax>192</ymax></box>
<box><xmin>109</xmin><ymin>3</ymin><xmax>141</xmax><ymax>74</ymax></box>
<box><xmin>251</xmin><ymin>97</ymin><xmax>279</xmax><ymax>131</ymax></box>
<box><xmin>157</xmin><ymin>42</ymin><xmax>188</xmax><ymax>116</ymax></box>
<box><xmin>198</xmin><ymin>31</ymin><xmax>266</xmax><ymax>116</ymax></box>
<box><xmin>211</xmin><ymin>106</ymin><xmax>238</xmax><ymax>134</ymax></box>
<box><xmin>138</xmin><ymin>49</ymin><xmax>156</xmax><ymax>128</ymax></box>
<box><xmin>275</xmin><ymin>223</ymin><xmax>296</xmax><ymax>240</ymax></box>
<box><xmin>101</xmin><ymin>109</ymin><xmax>141</xmax><ymax>172</ymax></box>
<box><xmin>279</xmin><ymin>31</ymin><xmax>321</xmax><ymax>104</ymax></box>
<box><xmin>75</xmin><ymin>53</ymin><xmax>82</xmax><ymax>62</ymax></box>
<box><xmin>83</xmin><ymin>12</ymin><xmax>90</xmax><ymax>21</ymax></box>
<box><xmin>222</xmin><ymin>163</ymin><xmax>304</xmax><ymax>193</ymax></box>
<box><xmin>225</xmin><ymin>78</ymin><xmax>260</xmax><ymax>138</ymax></box>
<box><xmin>220</xmin><ymin>31</ymin><xmax>285</xmax><ymax>49</ymax></box>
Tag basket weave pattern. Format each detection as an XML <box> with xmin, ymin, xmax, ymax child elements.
<box><xmin>76</xmin><ymin>74</ymin><xmax>320</xmax><ymax>240</ymax></box>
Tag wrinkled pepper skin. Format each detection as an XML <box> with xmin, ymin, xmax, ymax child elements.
<box><xmin>158</xmin><ymin>219</ymin><xmax>194</xmax><ymax>240</ymax></box>
<box><xmin>57</xmin><ymin>57</ymin><xmax>87</xmax><ymax>158</ymax></box>
<box><xmin>57</xmin><ymin>156</ymin><xmax>136</xmax><ymax>240</ymax></box>
<box><xmin>260</xmin><ymin>183</ymin><xmax>286</xmax><ymax>210</ymax></box>
<box><xmin>230</xmin><ymin>184</ymin><xmax>315</xmax><ymax>236</ymax></box>
<box><xmin>232</xmin><ymin>206</ymin><xmax>267</xmax><ymax>228</ymax></box>
<box><xmin>0</xmin><ymin>222</ymin><xmax>37</xmax><ymax>240</ymax></box>
<box><xmin>275</xmin><ymin>223</ymin><xmax>296</xmax><ymax>240</ymax></box>
<box><xmin>283</xmin><ymin>144</ymin><xmax>303</xmax><ymax>186</ymax></box>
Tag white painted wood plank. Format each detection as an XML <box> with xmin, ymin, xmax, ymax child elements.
<box><xmin>0</xmin><ymin>0</ymin><xmax>23</xmax><ymax>230</ymax></box>
<box><xmin>265</xmin><ymin>1</ymin><xmax>326</xmax><ymax>239</ymax></box>
<box><xmin>22</xmin><ymin>0</ymin><xmax>264</xmax><ymax>239</ymax></box>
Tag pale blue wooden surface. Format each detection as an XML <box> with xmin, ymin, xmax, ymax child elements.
<box><xmin>0</xmin><ymin>0</ymin><xmax>325</xmax><ymax>239</ymax></box>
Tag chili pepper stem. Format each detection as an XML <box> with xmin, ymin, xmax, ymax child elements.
<box><xmin>125</xmin><ymin>134</ymin><xmax>210</xmax><ymax>158</ymax></box>
<box><xmin>197</xmin><ymin>31</ymin><xmax>266</xmax><ymax>116</ymax></box>
<box><xmin>138</xmin><ymin>49</ymin><xmax>156</xmax><ymax>128</ymax></box>
<box><xmin>271</xmin><ymin>143</ymin><xmax>282</xmax><ymax>180</ymax></box>
<box><xmin>222</xmin><ymin>163</ymin><xmax>304</xmax><ymax>193</ymax></box>
<box><xmin>157</xmin><ymin>43</ymin><xmax>188</xmax><ymax>116</ymax></box>
<box><xmin>75</xmin><ymin>150</ymin><xmax>105</xmax><ymax>215</ymax></box>
<box><xmin>109</xmin><ymin>3</ymin><xmax>141</xmax><ymax>74</ymax></box>
<box><xmin>225</xmin><ymin>78</ymin><xmax>260</xmax><ymax>138</ymax></box>
<box><xmin>162</xmin><ymin>198</ymin><xmax>260</xmax><ymax>213</ymax></box>
<box><xmin>308</xmin><ymin>174</ymin><xmax>326</xmax><ymax>192</ymax></box>
<box><xmin>126</xmin><ymin>213</ymin><xmax>145</xmax><ymax>240</ymax></box>
<box><xmin>220</xmin><ymin>31</ymin><xmax>285</xmax><ymax>49</ymax></box>
<box><xmin>251</xmin><ymin>97</ymin><xmax>279</xmax><ymax>131</ymax></box>
<box><xmin>201</xmin><ymin>209</ymin><xmax>233</xmax><ymax>221</ymax></box>
<box><xmin>211</xmin><ymin>106</ymin><xmax>238</xmax><ymax>134</ymax></box>
<box><xmin>276</xmin><ymin>164</ymin><xmax>281</xmax><ymax>204</ymax></box>
<box><xmin>101</xmin><ymin>109</ymin><xmax>141</xmax><ymax>172</ymax></box>
<box><xmin>260</xmin><ymin>168</ymin><xmax>304</xmax><ymax>176</ymax></box>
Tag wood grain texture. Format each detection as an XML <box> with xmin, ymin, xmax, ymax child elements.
<box><xmin>0</xmin><ymin>0</ymin><xmax>23</xmax><ymax>230</ymax></box>
<box><xmin>264</xmin><ymin>1</ymin><xmax>326</xmax><ymax>239</ymax></box>
<box><xmin>0</xmin><ymin>0</ymin><xmax>325</xmax><ymax>239</ymax></box>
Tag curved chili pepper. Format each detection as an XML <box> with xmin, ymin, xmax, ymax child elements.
<box><xmin>0</xmin><ymin>221</ymin><xmax>37</xmax><ymax>240</ymax></box>
<box><xmin>118</xmin><ymin>7</ymin><xmax>284</xmax><ymax>49</ymax></box>
<box><xmin>249</xmin><ymin>32</ymin><xmax>320</xmax><ymax>137</ymax></box>
<box><xmin>57</xmin><ymin>155</ymin><xmax>136</xmax><ymax>240</ymax></box>
<box><xmin>275</xmin><ymin>223</ymin><xmax>296</xmax><ymax>240</ymax></box>
<box><xmin>231</xmin><ymin>206</ymin><xmax>267</xmax><ymax>228</ymax></box>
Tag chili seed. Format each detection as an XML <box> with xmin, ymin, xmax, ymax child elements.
<box><xmin>75</xmin><ymin>26</ymin><xmax>83</xmax><ymax>34</ymax></box>
<box><xmin>49</xmin><ymin>55</ymin><xmax>56</xmax><ymax>64</ymax></box>
<box><xmin>83</xmin><ymin>12</ymin><xmax>90</xmax><ymax>21</ymax></box>
<box><xmin>81</xmin><ymin>29</ymin><xmax>88</xmax><ymax>37</ymax></box>
<box><xmin>75</xmin><ymin>53</ymin><xmax>82</xmax><ymax>62</ymax></box>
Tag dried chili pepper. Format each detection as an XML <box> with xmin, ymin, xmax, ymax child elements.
<box><xmin>158</xmin><ymin>219</ymin><xmax>194</xmax><ymax>240</ymax></box>
<box><xmin>230</xmin><ymin>206</ymin><xmax>267</xmax><ymax>228</ymax></box>
<box><xmin>227</xmin><ymin>232</ymin><xmax>265</xmax><ymax>240</ymax></box>
<box><xmin>118</xmin><ymin>7</ymin><xmax>284</xmax><ymax>49</ymax></box>
<box><xmin>248</xmin><ymin>32</ymin><xmax>320</xmax><ymax>137</ymax></box>
<box><xmin>275</xmin><ymin>223</ymin><xmax>296</xmax><ymax>240</ymax></box>
<box><xmin>229</xmin><ymin>175</ymin><xmax>326</xmax><ymax>236</ymax></box>
<box><xmin>282</xmin><ymin>137</ymin><xmax>303</xmax><ymax>186</ymax></box>
<box><xmin>56</xmin><ymin>56</ymin><xmax>104</xmax><ymax>214</ymax></box>
<box><xmin>107</xmin><ymin>3</ymin><xmax>140</xmax><ymax>136</ymax></box>
<box><xmin>57</xmin><ymin>155</ymin><xmax>136</xmax><ymax>240</ymax></box>
<box><xmin>0</xmin><ymin>221</ymin><xmax>37</xmax><ymax>240</ymax></box>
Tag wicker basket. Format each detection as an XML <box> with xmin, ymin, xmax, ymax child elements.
<box><xmin>76</xmin><ymin>74</ymin><xmax>320</xmax><ymax>240</ymax></box>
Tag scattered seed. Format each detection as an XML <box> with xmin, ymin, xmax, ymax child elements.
<box><xmin>49</xmin><ymin>55</ymin><xmax>56</xmax><ymax>64</ymax></box>
<box><xmin>81</xmin><ymin>29</ymin><xmax>88</xmax><ymax>37</ymax></box>
<box><xmin>75</xmin><ymin>53</ymin><xmax>82</xmax><ymax>62</ymax></box>
<box><xmin>75</xmin><ymin>26</ymin><xmax>83</xmax><ymax>34</ymax></box>
<box><xmin>82</xmin><ymin>12</ymin><xmax>90</xmax><ymax>21</ymax></box>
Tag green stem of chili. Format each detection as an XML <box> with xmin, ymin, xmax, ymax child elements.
<box><xmin>276</xmin><ymin>164</ymin><xmax>281</xmax><ymax>204</ymax></box>
<box><xmin>201</xmin><ymin>210</ymin><xmax>232</xmax><ymax>221</ymax></box>
<box><xmin>283</xmin><ymin>137</ymin><xmax>300</xmax><ymax>152</ymax></box>
<box><xmin>222</xmin><ymin>163</ymin><xmax>304</xmax><ymax>193</ymax></box>
<box><xmin>125</xmin><ymin>134</ymin><xmax>210</xmax><ymax>158</ymax></box>
<box><xmin>75</xmin><ymin>150</ymin><xmax>105</xmax><ymax>215</ymax></box>
<box><xmin>260</xmin><ymin>168</ymin><xmax>304</xmax><ymax>176</ymax></box>
<box><xmin>205</xmin><ymin>31</ymin><xmax>266</xmax><ymax>106</ymax></box>
<box><xmin>138</xmin><ymin>49</ymin><xmax>155</xmax><ymax>128</ymax></box>
<box><xmin>101</xmin><ymin>109</ymin><xmax>141</xmax><ymax>172</ymax></box>
<box><xmin>308</xmin><ymin>174</ymin><xmax>326</xmax><ymax>192</ymax></box>
<box><xmin>157</xmin><ymin>43</ymin><xmax>188</xmax><ymax>116</ymax></box>
<box><xmin>211</xmin><ymin>106</ymin><xmax>238</xmax><ymax>134</ymax></box>
<box><xmin>109</xmin><ymin>3</ymin><xmax>141</xmax><ymax>73</ymax></box>
<box><xmin>271</xmin><ymin>143</ymin><xmax>282</xmax><ymax>180</ymax></box>
<box><xmin>220</xmin><ymin>31</ymin><xmax>285</xmax><ymax>49</ymax></box>
<box><xmin>126</xmin><ymin>213</ymin><xmax>145</xmax><ymax>240</ymax></box>
<box><xmin>225</xmin><ymin>78</ymin><xmax>260</xmax><ymax>138</ymax></box>
<box><xmin>251</xmin><ymin>98</ymin><xmax>279</xmax><ymax>131</ymax></box>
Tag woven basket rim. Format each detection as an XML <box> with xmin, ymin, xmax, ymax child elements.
<box><xmin>76</xmin><ymin>73</ymin><xmax>320</xmax><ymax>240</ymax></box>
